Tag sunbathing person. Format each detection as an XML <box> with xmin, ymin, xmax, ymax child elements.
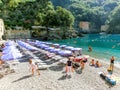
<box><xmin>95</xmin><ymin>61</ymin><xmax>101</xmax><ymax>67</ymax></box>
<box><xmin>29</xmin><ymin>59</ymin><xmax>40</xmax><ymax>75</ymax></box>
<box><xmin>89</xmin><ymin>59</ymin><xmax>95</xmax><ymax>66</ymax></box>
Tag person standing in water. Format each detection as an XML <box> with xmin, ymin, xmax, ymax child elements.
<box><xmin>29</xmin><ymin>59</ymin><xmax>40</xmax><ymax>75</ymax></box>
<box><xmin>88</xmin><ymin>46</ymin><xmax>92</xmax><ymax>52</ymax></box>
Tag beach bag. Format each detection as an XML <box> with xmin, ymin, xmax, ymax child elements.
<box><xmin>107</xmin><ymin>67</ymin><xmax>112</xmax><ymax>72</ymax></box>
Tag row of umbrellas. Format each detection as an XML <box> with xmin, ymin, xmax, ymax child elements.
<box><xmin>17</xmin><ymin>41</ymin><xmax>38</xmax><ymax>50</ymax></box>
<box><xmin>27</xmin><ymin>40</ymin><xmax>82</xmax><ymax>57</ymax></box>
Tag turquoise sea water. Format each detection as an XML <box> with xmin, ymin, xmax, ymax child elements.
<box><xmin>51</xmin><ymin>34</ymin><xmax>120</xmax><ymax>64</ymax></box>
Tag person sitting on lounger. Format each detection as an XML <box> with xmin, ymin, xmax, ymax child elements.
<box><xmin>29</xmin><ymin>59</ymin><xmax>40</xmax><ymax>75</ymax></box>
<box><xmin>89</xmin><ymin>59</ymin><xmax>95</xmax><ymax>66</ymax></box>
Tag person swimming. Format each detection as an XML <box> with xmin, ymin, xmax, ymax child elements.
<box><xmin>88</xmin><ymin>46</ymin><xmax>92</xmax><ymax>52</ymax></box>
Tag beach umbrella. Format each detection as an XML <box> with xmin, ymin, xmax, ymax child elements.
<box><xmin>2</xmin><ymin>46</ymin><xmax>20</xmax><ymax>54</ymax></box>
<box><xmin>1</xmin><ymin>42</ymin><xmax>22</xmax><ymax>61</ymax></box>
<box><xmin>49</xmin><ymin>48</ymin><xmax>61</xmax><ymax>54</ymax></box>
<box><xmin>53</xmin><ymin>44</ymin><xmax>60</xmax><ymax>48</ymax></box>
<box><xmin>60</xmin><ymin>45</ymin><xmax>67</xmax><ymax>48</ymax></box>
<box><xmin>71</xmin><ymin>48</ymin><xmax>82</xmax><ymax>55</ymax></box>
<box><xmin>1</xmin><ymin>50</ymin><xmax>22</xmax><ymax>61</ymax></box>
<box><xmin>58</xmin><ymin>50</ymin><xmax>72</xmax><ymax>57</ymax></box>
<box><xmin>44</xmin><ymin>47</ymin><xmax>54</xmax><ymax>51</ymax></box>
<box><xmin>65</xmin><ymin>46</ymin><xmax>74</xmax><ymax>50</ymax></box>
<box><xmin>5</xmin><ymin>41</ymin><xmax>14</xmax><ymax>46</ymax></box>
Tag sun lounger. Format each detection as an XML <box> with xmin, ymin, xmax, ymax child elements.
<box><xmin>37</xmin><ymin>63</ymin><xmax>48</xmax><ymax>70</ymax></box>
<box><xmin>59</xmin><ymin>58</ymin><xmax>68</xmax><ymax>64</ymax></box>
<box><xmin>52</xmin><ymin>55</ymin><xmax>63</xmax><ymax>61</ymax></box>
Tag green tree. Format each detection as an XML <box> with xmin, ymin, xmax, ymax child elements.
<box><xmin>107</xmin><ymin>5</ymin><xmax>120</xmax><ymax>33</ymax></box>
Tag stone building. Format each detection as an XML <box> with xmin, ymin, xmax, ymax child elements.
<box><xmin>6</xmin><ymin>30</ymin><xmax>31</xmax><ymax>39</ymax></box>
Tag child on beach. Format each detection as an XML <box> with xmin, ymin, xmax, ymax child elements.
<box><xmin>29</xmin><ymin>59</ymin><xmax>40</xmax><ymax>75</ymax></box>
<box><xmin>89</xmin><ymin>59</ymin><xmax>95</xmax><ymax>66</ymax></box>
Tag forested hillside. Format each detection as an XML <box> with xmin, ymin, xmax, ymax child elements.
<box><xmin>1</xmin><ymin>0</ymin><xmax>120</xmax><ymax>34</ymax></box>
<box><xmin>51</xmin><ymin>0</ymin><xmax>120</xmax><ymax>33</ymax></box>
<box><xmin>0</xmin><ymin>0</ymin><xmax>74</xmax><ymax>30</ymax></box>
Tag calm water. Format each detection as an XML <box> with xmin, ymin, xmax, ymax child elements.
<box><xmin>51</xmin><ymin>34</ymin><xmax>120</xmax><ymax>64</ymax></box>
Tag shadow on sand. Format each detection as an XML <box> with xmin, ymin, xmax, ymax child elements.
<box><xmin>58</xmin><ymin>74</ymin><xmax>72</xmax><ymax>80</ymax></box>
<box><xmin>49</xmin><ymin>65</ymin><xmax>64</xmax><ymax>71</ymax></box>
<box><xmin>58</xmin><ymin>75</ymin><xmax>67</xmax><ymax>80</ymax></box>
<box><xmin>12</xmin><ymin>74</ymin><xmax>32</xmax><ymax>83</ymax></box>
<box><xmin>75</xmin><ymin>68</ymin><xmax>82</xmax><ymax>74</ymax></box>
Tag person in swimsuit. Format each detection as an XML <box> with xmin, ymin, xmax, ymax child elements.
<box><xmin>95</xmin><ymin>60</ymin><xmax>101</xmax><ymax>67</ymax></box>
<box><xmin>66</xmin><ymin>58</ymin><xmax>73</xmax><ymax>76</ymax></box>
<box><xmin>110</xmin><ymin>56</ymin><xmax>115</xmax><ymax>71</ymax></box>
<box><xmin>29</xmin><ymin>59</ymin><xmax>40</xmax><ymax>75</ymax></box>
<box><xmin>89</xmin><ymin>59</ymin><xmax>95</xmax><ymax>66</ymax></box>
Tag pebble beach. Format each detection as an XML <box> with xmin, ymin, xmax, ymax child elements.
<box><xmin>0</xmin><ymin>40</ymin><xmax>120</xmax><ymax>90</ymax></box>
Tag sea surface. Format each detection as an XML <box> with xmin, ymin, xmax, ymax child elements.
<box><xmin>51</xmin><ymin>34</ymin><xmax>120</xmax><ymax>64</ymax></box>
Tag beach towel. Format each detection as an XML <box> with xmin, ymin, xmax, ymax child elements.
<box><xmin>98</xmin><ymin>72</ymin><xmax>116</xmax><ymax>85</ymax></box>
<box><xmin>111</xmin><ymin>76</ymin><xmax>120</xmax><ymax>83</ymax></box>
<box><xmin>105</xmin><ymin>77</ymin><xmax>116</xmax><ymax>85</ymax></box>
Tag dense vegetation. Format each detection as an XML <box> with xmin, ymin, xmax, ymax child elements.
<box><xmin>1</xmin><ymin>0</ymin><xmax>120</xmax><ymax>35</ymax></box>
<box><xmin>51</xmin><ymin>0</ymin><xmax>120</xmax><ymax>33</ymax></box>
<box><xmin>0</xmin><ymin>0</ymin><xmax>79</xmax><ymax>40</ymax></box>
<box><xmin>0</xmin><ymin>0</ymin><xmax>74</xmax><ymax>29</ymax></box>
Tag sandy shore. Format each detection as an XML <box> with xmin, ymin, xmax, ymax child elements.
<box><xmin>0</xmin><ymin>41</ymin><xmax>120</xmax><ymax>90</ymax></box>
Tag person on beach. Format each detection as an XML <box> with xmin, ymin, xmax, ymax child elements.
<box><xmin>80</xmin><ymin>60</ymin><xmax>85</xmax><ymax>70</ymax></box>
<box><xmin>29</xmin><ymin>59</ymin><xmax>40</xmax><ymax>75</ymax></box>
<box><xmin>1</xmin><ymin>43</ymin><xmax>5</xmax><ymax>48</ymax></box>
<box><xmin>110</xmin><ymin>56</ymin><xmax>115</xmax><ymax>71</ymax></box>
<box><xmin>89</xmin><ymin>59</ymin><xmax>95</xmax><ymax>66</ymax></box>
<box><xmin>95</xmin><ymin>61</ymin><xmax>101</xmax><ymax>67</ymax></box>
<box><xmin>66</xmin><ymin>57</ymin><xmax>73</xmax><ymax>77</ymax></box>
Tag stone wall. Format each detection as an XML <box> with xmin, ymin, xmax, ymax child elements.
<box><xmin>6</xmin><ymin>30</ymin><xmax>31</xmax><ymax>39</ymax></box>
